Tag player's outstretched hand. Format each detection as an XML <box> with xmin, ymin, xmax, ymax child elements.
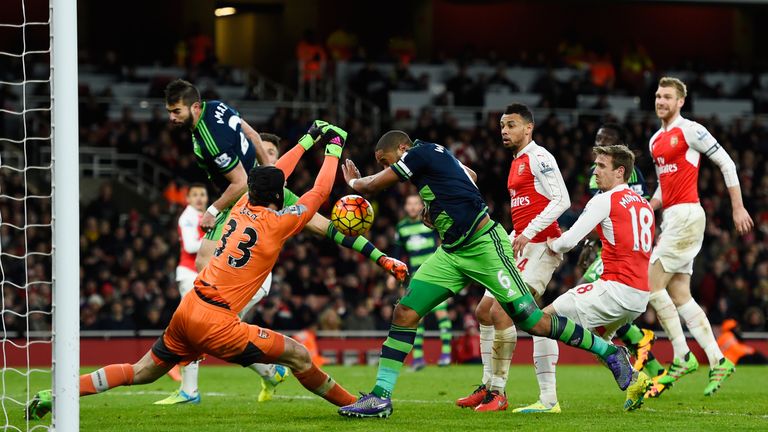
<box><xmin>377</xmin><ymin>255</ymin><xmax>409</xmax><ymax>283</ymax></box>
<box><xmin>298</xmin><ymin>119</ymin><xmax>330</xmax><ymax>150</ymax></box>
<box><xmin>319</xmin><ymin>125</ymin><xmax>348</xmax><ymax>158</ymax></box>
<box><xmin>342</xmin><ymin>159</ymin><xmax>362</xmax><ymax>190</ymax></box>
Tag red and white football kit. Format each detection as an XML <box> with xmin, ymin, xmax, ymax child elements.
<box><xmin>550</xmin><ymin>184</ymin><xmax>654</xmax><ymax>338</ymax></box>
<box><xmin>649</xmin><ymin>115</ymin><xmax>739</xmax><ymax>274</ymax></box>
<box><xmin>176</xmin><ymin>205</ymin><xmax>205</xmax><ymax>296</ymax></box>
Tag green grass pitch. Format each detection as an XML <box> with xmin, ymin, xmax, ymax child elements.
<box><xmin>8</xmin><ymin>364</ymin><xmax>768</xmax><ymax>431</ymax></box>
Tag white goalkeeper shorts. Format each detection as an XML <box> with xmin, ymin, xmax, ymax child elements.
<box><xmin>484</xmin><ymin>234</ymin><xmax>562</xmax><ymax>299</ymax></box>
<box><xmin>551</xmin><ymin>279</ymin><xmax>649</xmax><ymax>340</ymax></box>
<box><xmin>650</xmin><ymin>203</ymin><xmax>705</xmax><ymax>275</ymax></box>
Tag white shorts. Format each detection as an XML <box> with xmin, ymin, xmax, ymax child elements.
<box><xmin>175</xmin><ymin>266</ymin><xmax>198</xmax><ymax>298</ymax></box>
<box><xmin>176</xmin><ymin>266</ymin><xmax>272</xmax><ymax>318</ymax></box>
<box><xmin>238</xmin><ymin>272</ymin><xmax>273</xmax><ymax>319</ymax></box>
<box><xmin>650</xmin><ymin>203</ymin><xmax>705</xmax><ymax>275</ymax></box>
<box><xmin>551</xmin><ymin>279</ymin><xmax>649</xmax><ymax>340</ymax></box>
<box><xmin>484</xmin><ymin>234</ymin><xmax>562</xmax><ymax>298</ymax></box>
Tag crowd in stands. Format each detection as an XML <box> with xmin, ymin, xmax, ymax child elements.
<box><xmin>3</xmin><ymin>95</ymin><xmax>767</xmax><ymax>337</ymax></box>
<box><xmin>1</xmin><ymin>34</ymin><xmax>767</xmax><ymax>339</ymax></box>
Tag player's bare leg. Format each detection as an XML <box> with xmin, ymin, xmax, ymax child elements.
<box><xmin>275</xmin><ymin>336</ymin><xmax>355</xmax><ymax>406</ymax></box>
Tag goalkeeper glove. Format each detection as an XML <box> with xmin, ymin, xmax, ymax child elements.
<box><xmin>298</xmin><ymin>119</ymin><xmax>330</xmax><ymax>150</ymax></box>
<box><xmin>319</xmin><ymin>125</ymin><xmax>348</xmax><ymax>158</ymax></box>
<box><xmin>377</xmin><ymin>255</ymin><xmax>409</xmax><ymax>283</ymax></box>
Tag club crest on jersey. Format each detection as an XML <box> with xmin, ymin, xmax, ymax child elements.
<box><xmin>518</xmin><ymin>163</ymin><xmax>526</xmax><ymax>175</ymax></box>
<box><xmin>258</xmin><ymin>329</ymin><xmax>269</xmax><ymax>339</ymax></box>
<box><xmin>670</xmin><ymin>136</ymin><xmax>678</xmax><ymax>147</ymax></box>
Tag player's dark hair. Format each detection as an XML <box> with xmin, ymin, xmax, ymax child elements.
<box><xmin>164</xmin><ymin>79</ymin><xmax>200</xmax><ymax>106</ymax></box>
<box><xmin>248</xmin><ymin>166</ymin><xmax>285</xmax><ymax>208</ymax></box>
<box><xmin>598</xmin><ymin>123</ymin><xmax>628</xmax><ymax>146</ymax></box>
<box><xmin>504</xmin><ymin>103</ymin><xmax>534</xmax><ymax>124</ymax></box>
<box><xmin>593</xmin><ymin>145</ymin><xmax>635</xmax><ymax>182</ymax></box>
<box><xmin>260</xmin><ymin>133</ymin><xmax>281</xmax><ymax>147</ymax></box>
<box><xmin>375</xmin><ymin>130</ymin><xmax>412</xmax><ymax>153</ymax></box>
<box><xmin>187</xmin><ymin>182</ymin><xmax>207</xmax><ymax>193</ymax></box>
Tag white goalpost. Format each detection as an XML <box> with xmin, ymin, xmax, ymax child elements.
<box><xmin>0</xmin><ymin>0</ymin><xmax>79</xmax><ymax>430</ymax></box>
<box><xmin>51</xmin><ymin>0</ymin><xmax>80</xmax><ymax>430</ymax></box>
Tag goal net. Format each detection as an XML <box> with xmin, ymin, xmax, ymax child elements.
<box><xmin>0</xmin><ymin>0</ymin><xmax>79</xmax><ymax>430</ymax></box>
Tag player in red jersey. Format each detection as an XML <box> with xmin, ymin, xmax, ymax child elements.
<box><xmin>26</xmin><ymin>124</ymin><xmax>357</xmax><ymax>421</ymax></box>
<box><xmin>644</xmin><ymin>77</ymin><xmax>753</xmax><ymax>397</ymax></box>
<box><xmin>541</xmin><ymin>144</ymin><xmax>654</xmax><ymax>412</ymax></box>
<box><xmin>457</xmin><ymin>103</ymin><xmax>569</xmax><ymax>412</ymax></box>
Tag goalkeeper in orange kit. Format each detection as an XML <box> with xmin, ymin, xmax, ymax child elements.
<box><xmin>27</xmin><ymin>124</ymin><xmax>357</xmax><ymax>420</ymax></box>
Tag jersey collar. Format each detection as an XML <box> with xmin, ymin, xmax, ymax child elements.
<box><xmin>514</xmin><ymin>140</ymin><xmax>537</xmax><ymax>159</ymax></box>
<box><xmin>661</xmin><ymin>114</ymin><xmax>685</xmax><ymax>132</ymax></box>
<box><xmin>193</xmin><ymin>101</ymin><xmax>207</xmax><ymax>131</ymax></box>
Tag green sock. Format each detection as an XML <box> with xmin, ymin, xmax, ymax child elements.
<box><xmin>412</xmin><ymin>323</ymin><xmax>425</xmax><ymax>360</ymax></box>
<box><xmin>644</xmin><ymin>353</ymin><xmax>665</xmax><ymax>377</ymax></box>
<box><xmin>438</xmin><ymin>316</ymin><xmax>452</xmax><ymax>354</ymax></box>
<box><xmin>372</xmin><ymin>324</ymin><xmax>416</xmax><ymax>398</ymax></box>
<box><xmin>619</xmin><ymin>324</ymin><xmax>644</xmax><ymax>346</ymax></box>
<box><xmin>326</xmin><ymin>224</ymin><xmax>384</xmax><ymax>263</ymax></box>
<box><xmin>549</xmin><ymin>314</ymin><xmax>617</xmax><ymax>358</ymax></box>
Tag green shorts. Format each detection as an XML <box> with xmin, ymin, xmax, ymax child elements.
<box><xmin>583</xmin><ymin>248</ymin><xmax>604</xmax><ymax>283</ymax></box>
<box><xmin>204</xmin><ymin>187</ymin><xmax>300</xmax><ymax>241</ymax></box>
<box><xmin>400</xmin><ymin>222</ymin><xmax>531</xmax><ymax>317</ymax></box>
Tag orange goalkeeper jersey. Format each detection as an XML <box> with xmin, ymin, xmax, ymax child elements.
<box><xmin>195</xmin><ymin>151</ymin><xmax>338</xmax><ymax>314</ymax></box>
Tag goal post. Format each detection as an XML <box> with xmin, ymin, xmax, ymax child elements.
<box><xmin>51</xmin><ymin>0</ymin><xmax>79</xmax><ymax>430</ymax></box>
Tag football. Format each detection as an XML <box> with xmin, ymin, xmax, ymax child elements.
<box><xmin>331</xmin><ymin>194</ymin><xmax>375</xmax><ymax>236</ymax></box>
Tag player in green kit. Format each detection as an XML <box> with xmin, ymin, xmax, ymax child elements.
<box><xmin>394</xmin><ymin>194</ymin><xmax>452</xmax><ymax>370</ymax></box>
<box><xmin>337</xmin><ymin>130</ymin><xmax>643</xmax><ymax>418</ymax></box>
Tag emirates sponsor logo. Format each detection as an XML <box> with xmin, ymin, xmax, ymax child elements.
<box><xmin>510</xmin><ymin>196</ymin><xmax>531</xmax><ymax>207</ymax></box>
<box><xmin>656</xmin><ymin>157</ymin><xmax>678</xmax><ymax>174</ymax></box>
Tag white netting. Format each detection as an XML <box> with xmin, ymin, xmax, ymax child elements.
<box><xmin>0</xmin><ymin>0</ymin><xmax>54</xmax><ymax>430</ymax></box>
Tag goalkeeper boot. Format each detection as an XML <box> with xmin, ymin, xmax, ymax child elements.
<box><xmin>258</xmin><ymin>364</ymin><xmax>290</xmax><ymax>402</ymax></box>
<box><xmin>474</xmin><ymin>390</ymin><xmax>508</xmax><ymax>412</ymax></box>
<box><xmin>605</xmin><ymin>345</ymin><xmax>635</xmax><ymax>390</ymax></box>
<box><xmin>632</xmin><ymin>329</ymin><xmax>656</xmax><ymax>371</ymax></box>
<box><xmin>410</xmin><ymin>357</ymin><xmax>426</xmax><ymax>372</ymax></box>
<box><xmin>657</xmin><ymin>352</ymin><xmax>698</xmax><ymax>388</ymax></box>
<box><xmin>703</xmin><ymin>358</ymin><xmax>735</xmax><ymax>396</ymax></box>
<box><xmin>437</xmin><ymin>353</ymin><xmax>451</xmax><ymax>367</ymax></box>
<box><xmin>624</xmin><ymin>370</ymin><xmax>651</xmax><ymax>411</ymax></box>
<box><xmin>153</xmin><ymin>389</ymin><xmax>201</xmax><ymax>405</ymax></box>
<box><xmin>26</xmin><ymin>389</ymin><xmax>52</xmax><ymax>420</ymax></box>
<box><xmin>338</xmin><ymin>393</ymin><xmax>393</xmax><ymax>418</ymax></box>
<box><xmin>512</xmin><ymin>401</ymin><xmax>561</xmax><ymax>414</ymax></box>
<box><xmin>455</xmin><ymin>384</ymin><xmax>490</xmax><ymax>408</ymax></box>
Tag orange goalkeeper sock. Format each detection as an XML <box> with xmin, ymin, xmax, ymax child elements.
<box><xmin>80</xmin><ymin>363</ymin><xmax>134</xmax><ymax>396</ymax></box>
<box><xmin>294</xmin><ymin>364</ymin><xmax>356</xmax><ymax>406</ymax></box>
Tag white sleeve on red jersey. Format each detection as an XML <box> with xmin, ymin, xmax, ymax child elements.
<box><xmin>179</xmin><ymin>207</ymin><xmax>203</xmax><ymax>254</ymax></box>
<box><xmin>550</xmin><ymin>191</ymin><xmax>610</xmax><ymax>253</ymax></box>
<box><xmin>648</xmin><ymin>129</ymin><xmax>663</xmax><ymax>204</ymax></box>
<box><xmin>521</xmin><ymin>149</ymin><xmax>571</xmax><ymax>240</ymax></box>
<box><xmin>681</xmin><ymin>120</ymin><xmax>739</xmax><ymax>187</ymax></box>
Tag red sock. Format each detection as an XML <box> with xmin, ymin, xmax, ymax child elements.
<box><xmin>294</xmin><ymin>364</ymin><xmax>356</xmax><ymax>406</ymax></box>
<box><xmin>80</xmin><ymin>364</ymin><xmax>134</xmax><ymax>396</ymax></box>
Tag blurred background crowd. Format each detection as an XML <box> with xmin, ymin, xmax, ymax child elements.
<box><xmin>1</xmin><ymin>1</ymin><xmax>767</xmax><ymax>339</ymax></box>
